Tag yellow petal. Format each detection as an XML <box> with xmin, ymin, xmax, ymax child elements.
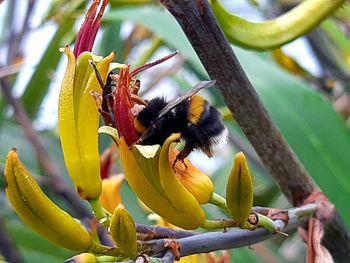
<box><xmin>4</xmin><ymin>149</ymin><xmax>92</xmax><ymax>251</ymax></box>
<box><xmin>178</xmin><ymin>255</ymin><xmax>199</xmax><ymax>263</ymax></box>
<box><xmin>119</xmin><ymin>137</ymin><xmax>205</xmax><ymax>230</ymax></box>
<box><xmin>169</xmin><ymin>149</ymin><xmax>214</xmax><ymax>204</ymax></box>
<box><xmin>59</xmin><ymin>46</ymin><xmax>83</xmax><ymax>196</ymax></box>
<box><xmin>76</xmin><ymin>51</ymin><xmax>116</xmax><ymax>198</ymax></box>
<box><xmin>59</xmin><ymin>46</ymin><xmax>115</xmax><ymax>199</ymax></box>
<box><xmin>69</xmin><ymin>253</ymin><xmax>97</xmax><ymax>263</ymax></box>
<box><xmin>99</xmin><ymin>175</ymin><xmax>124</xmax><ymax>214</ymax></box>
<box><xmin>158</xmin><ymin>133</ymin><xmax>205</xmax><ymax>228</ymax></box>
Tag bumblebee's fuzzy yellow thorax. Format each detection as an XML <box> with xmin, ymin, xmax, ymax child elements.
<box><xmin>134</xmin><ymin>118</ymin><xmax>147</xmax><ymax>134</ymax></box>
<box><xmin>188</xmin><ymin>95</ymin><xmax>206</xmax><ymax>125</ymax></box>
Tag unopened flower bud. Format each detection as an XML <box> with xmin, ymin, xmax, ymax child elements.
<box><xmin>226</xmin><ymin>152</ymin><xmax>253</xmax><ymax>225</ymax></box>
<box><xmin>110</xmin><ymin>204</ymin><xmax>137</xmax><ymax>259</ymax></box>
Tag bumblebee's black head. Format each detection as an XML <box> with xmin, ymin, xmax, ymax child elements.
<box><xmin>134</xmin><ymin>97</ymin><xmax>178</xmax><ymax>145</ymax></box>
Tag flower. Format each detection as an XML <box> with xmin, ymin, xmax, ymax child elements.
<box><xmin>99</xmin><ymin>175</ymin><xmax>124</xmax><ymax>213</ymax></box>
<box><xmin>170</xmin><ymin>149</ymin><xmax>214</xmax><ymax>204</ymax></box>
<box><xmin>103</xmin><ymin>131</ymin><xmax>206</xmax><ymax>230</ymax></box>
<box><xmin>59</xmin><ymin>47</ymin><xmax>115</xmax><ymax>200</ymax></box>
<box><xmin>58</xmin><ymin>0</ymin><xmax>113</xmax><ymax>200</ymax></box>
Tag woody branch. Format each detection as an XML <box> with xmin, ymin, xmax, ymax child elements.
<box><xmin>160</xmin><ymin>0</ymin><xmax>350</xmax><ymax>261</ymax></box>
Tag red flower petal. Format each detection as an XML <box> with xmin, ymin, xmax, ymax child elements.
<box><xmin>113</xmin><ymin>67</ymin><xmax>139</xmax><ymax>146</ymax></box>
<box><xmin>74</xmin><ymin>0</ymin><xmax>108</xmax><ymax>57</ymax></box>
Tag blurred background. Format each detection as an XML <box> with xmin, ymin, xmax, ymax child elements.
<box><xmin>0</xmin><ymin>0</ymin><xmax>349</xmax><ymax>262</ymax></box>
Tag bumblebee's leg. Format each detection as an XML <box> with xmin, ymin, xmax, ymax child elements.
<box><xmin>172</xmin><ymin>154</ymin><xmax>188</xmax><ymax>170</ymax></box>
<box><xmin>172</xmin><ymin>145</ymin><xmax>193</xmax><ymax>170</ymax></box>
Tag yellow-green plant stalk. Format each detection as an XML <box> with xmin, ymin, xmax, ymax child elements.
<box><xmin>58</xmin><ymin>46</ymin><xmax>115</xmax><ymax>199</ymax></box>
<box><xmin>110</xmin><ymin>204</ymin><xmax>137</xmax><ymax>259</ymax></box>
<box><xmin>102</xmin><ymin>127</ymin><xmax>206</xmax><ymax>230</ymax></box>
<box><xmin>226</xmin><ymin>152</ymin><xmax>253</xmax><ymax>225</ymax></box>
<box><xmin>4</xmin><ymin>149</ymin><xmax>92</xmax><ymax>251</ymax></box>
<box><xmin>210</xmin><ymin>0</ymin><xmax>345</xmax><ymax>50</ymax></box>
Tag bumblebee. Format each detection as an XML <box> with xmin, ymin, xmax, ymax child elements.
<box><xmin>134</xmin><ymin>81</ymin><xmax>228</xmax><ymax>162</ymax></box>
<box><xmin>90</xmin><ymin>56</ymin><xmax>227</xmax><ymax>162</ymax></box>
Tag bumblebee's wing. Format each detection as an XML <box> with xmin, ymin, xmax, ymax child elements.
<box><xmin>156</xmin><ymin>80</ymin><xmax>216</xmax><ymax>120</ymax></box>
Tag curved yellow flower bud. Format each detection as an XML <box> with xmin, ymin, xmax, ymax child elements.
<box><xmin>179</xmin><ymin>255</ymin><xmax>200</xmax><ymax>263</ymax></box>
<box><xmin>58</xmin><ymin>46</ymin><xmax>115</xmax><ymax>199</ymax></box>
<box><xmin>272</xmin><ymin>48</ymin><xmax>308</xmax><ymax>76</ymax></box>
<box><xmin>119</xmin><ymin>133</ymin><xmax>205</xmax><ymax>230</ymax></box>
<box><xmin>110</xmin><ymin>204</ymin><xmax>137</xmax><ymax>259</ymax></box>
<box><xmin>226</xmin><ymin>152</ymin><xmax>253</xmax><ymax>225</ymax></box>
<box><xmin>169</xmin><ymin>149</ymin><xmax>214</xmax><ymax>204</ymax></box>
<box><xmin>210</xmin><ymin>0</ymin><xmax>345</xmax><ymax>50</ymax></box>
<box><xmin>4</xmin><ymin>149</ymin><xmax>92</xmax><ymax>251</ymax></box>
<box><xmin>67</xmin><ymin>253</ymin><xmax>96</xmax><ymax>263</ymax></box>
<box><xmin>99</xmin><ymin>175</ymin><xmax>124</xmax><ymax>214</ymax></box>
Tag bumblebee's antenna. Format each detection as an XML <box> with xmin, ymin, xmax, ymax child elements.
<box><xmin>89</xmin><ymin>60</ymin><xmax>105</xmax><ymax>89</ymax></box>
<box><xmin>130</xmin><ymin>50</ymin><xmax>179</xmax><ymax>77</ymax></box>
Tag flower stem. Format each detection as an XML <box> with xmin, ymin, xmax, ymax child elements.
<box><xmin>89</xmin><ymin>198</ymin><xmax>112</xmax><ymax>228</ymax></box>
<box><xmin>209</xmin><ymin>192</ymin><xmax>228</xmax><ymax>214</ymax></box>
<box><xmin>96</xmin><ymin>255</ymin><xmax>122</xmax><ymax>262</ymax></box>
<box><xmin>258</xmin><ymin>214</ymin><xmax>286</xmax><ymax>235</ymax></box>
<box><xmin>201</xmin><ymin>218</ymin><xmax>237</xmax><ymax>230</ymax></box>
<box><xmin>88</xmin><ymin>241</ymin><xmax>123</xmax><ymax>257</ymax></box>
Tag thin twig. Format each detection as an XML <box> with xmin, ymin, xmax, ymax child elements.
<box><xmin>147</xmin><ymin>204</ymin><xmax>316</xmax><ymax>257</ymax></box>
<box><xmin>0</xmin><ymin>63</ymin><xmax>23</xmax><ymax>78</ymax></box>
<box><xmin>161</xmin><ymin>250</ymin><xmax>175</xmax><ymax>263</ymax></box>
<box><xmin>136</xmin><ymin>224</ymin><xmax>196</xmax><ymax>239</ymax></box>
<box><xmin>6</xmin><ymin>0</ymin><xmax>36</xmax><ymax>64</ymax></box>
<box><xmin>116</xmin><ymin>204</ymin><xmax>318</xmax><ymax>263</ymax></box>
<box><xmin>0</xmin><ymin>217</ymin><xmax>24</xmax><ymax>263</ymax></box>
<box><xmin>0</xmin><ymin>77</ymin><xmax>90</xmax><ymax>218</ymax></box>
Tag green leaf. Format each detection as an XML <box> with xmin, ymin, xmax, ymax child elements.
<box><xmin>5</xmin><ymin>221</ymin><xmax>73</xmax><ymax>263</ymax></box>
<box><xmin>0</xmin><ymin>119</ymin><xmax>67</xmax><ymax>176</ymax></box>
<box><xmin>99</xmin><ymin>21</ymin><xmax>124</xmax><ymax>55</ymax></box>
<box><xmin>241</xmin><ymin>49</ymin><xmax>350</xmax><ymax>221</ymax></box>
<box><xmin>20</xmin><ymin>0</ymin><xmax>87</xmax><ymax>119</ymax></box>
<box><xmin>104</xmin><ymin>6</ymin><xmax>350</xmax><ymax>226</ymax></box>
<box><xmin>20</xmin><ymin>18</ymin><xmax>76</xmax><ymax>119</ymax></box>
<box><xmin>321</xmin><ymin>19</ymin><xmax>350</xmax><ymax>69</ymax></box>
<box><xmin>229</xmin><ymin>247</ymin><xmax>265</xmax><ymax>263</ymax></box>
